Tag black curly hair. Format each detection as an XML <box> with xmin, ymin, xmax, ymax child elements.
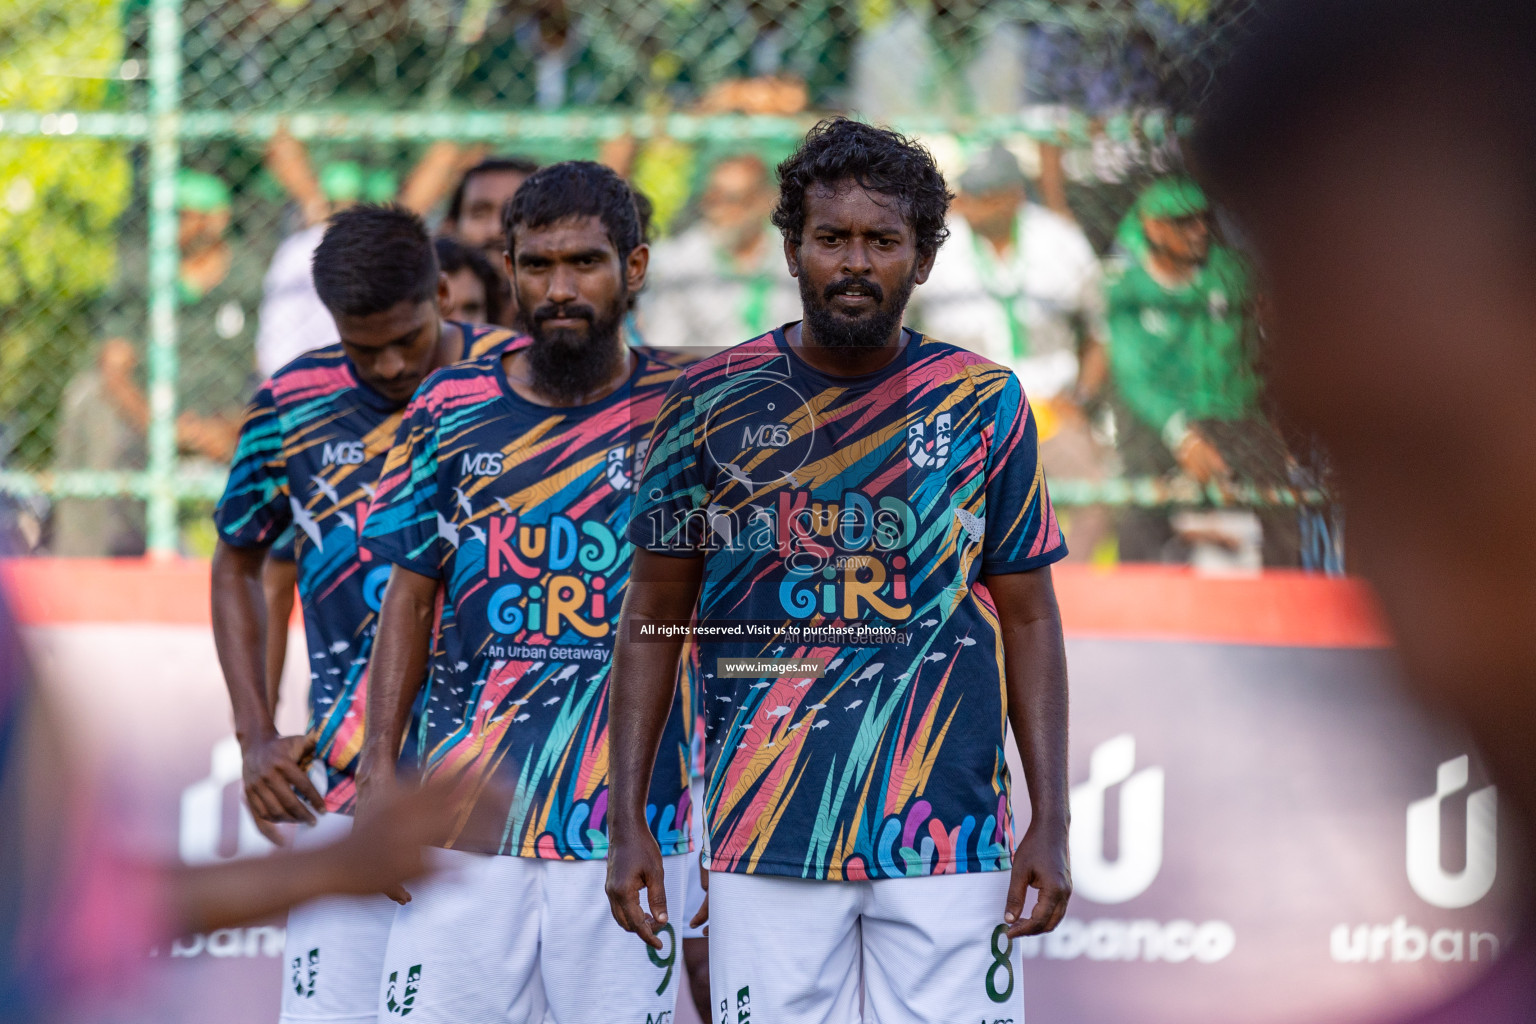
<box><xmin>501</xmin><ymin>160</ymin><xmax>642</xmax><ymax>260</ymax></box>
<box><xmin>772</xmin><ymin>118</ymin><xmax>953</xmax><ymax>260</ymax></box>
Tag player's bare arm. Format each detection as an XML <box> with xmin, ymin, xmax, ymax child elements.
<box><xmin>356</xmin><ymin>563</ymin><xmax>439</xmax><ymax>903</ymax></box>
<box><xmin>986</xmin><ymin>565</ymin><xmax>1072</xmax><ymax>939</ymax></box>
<box><xmin>211</xmin><ymin>540</ymin><xmax>325</xmax><ymax>829</ymax></box>
<box><xmin>606</xmin><ymin>548</ymin><xmax>704</xmax><ymax>950</ymax></box>
<box><xmin>261</xmin><ymin>553</ymin><xmax>298</xmax><ymax>713</ymax></box>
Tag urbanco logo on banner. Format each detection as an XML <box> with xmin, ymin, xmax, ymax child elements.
<box><xmin>180</xmin><ymin>736</ymin><xmax>276</xmax><ymax>865</ymax></box>
<box><xmin>1022</xmin><ymin>735</ymin><xmax>1235</xmax><ymax>965</ymax></box>
<box><xmin>1407</xmin><ymin>755</ymin><xmax>1496</xmax><ymax>909</ymax></box>
<box><xmin>1070</xmin><ymin>733</ymin><xmax>1164</xmax><ymax>904</ymax></box>
<box><xmin>1330</xmin><ymin>755</ymin><xmax>1501</xmax><ymax>965</ymax></box>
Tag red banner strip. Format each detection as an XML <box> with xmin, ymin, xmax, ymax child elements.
<box><xmin>0</xmin><ymin>559</ymin><xmax>1391</xmax><ymax>648</ymax></box>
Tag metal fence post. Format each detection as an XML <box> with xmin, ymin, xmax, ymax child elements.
<box><xmin>145</xmin><ymin>0</ymin><xmax>183</xmax><ymax>557</ymax></box>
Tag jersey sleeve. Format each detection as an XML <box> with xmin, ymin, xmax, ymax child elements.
<box><xmin>627</xmin><ymin>374</ymin><xmax>710</xmax><ymax>555</ymax></box>
<box><xmin>266</xmin><ymin>524</ymin><xmax>297</xmax><ymax>562</ymax></box>
<box><xmin>980</xmin><ymin>372</ymin><xmax>1068</xmax><ymax>573</ymax></box>
<box><xmin>213</xmin><ymin>383</ymin><xmax>291</xmax><ymax>549</ymax></box>
<box><xmin>360</xmin><ymin>394</ymin><xmax>446</xmax><ymax>578</ymax></box>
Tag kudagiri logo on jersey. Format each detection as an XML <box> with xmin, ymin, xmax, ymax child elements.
<box><xmin>476</xmin><ymin>512</ymin><xmax>623</xmax><ymax>639</ymax></box>
<box><xmin>644</xmin><ymin>486</ymin><xmax>918</xmax><ymax>621</ymax></box>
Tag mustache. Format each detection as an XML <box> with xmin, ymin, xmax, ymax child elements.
<box><xmin>530</xmin><ymin>303</ymin><xmax>596</xmax><ymax>326</ymax></box>
<box><xmin>823</xmin><ymin>277</ymin><xmax>885</xmax><ymax>304</ymax></box>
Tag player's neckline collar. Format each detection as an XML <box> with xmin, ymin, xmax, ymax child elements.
<box><xmin>341</xmin><ymin>357</ymin><xmax>409</xmax><ymax>414</ymax></box>
<box><xmin>771</xmin><ymin>323</ymin><xmax>922</xmax><ymax>388</ymax></box>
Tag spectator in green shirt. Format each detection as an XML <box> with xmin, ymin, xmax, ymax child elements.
<box><xmin>1105</xmin><ymin>178</ymin><xmax>1295</xmax><ymax>564</ymax></box>
<box><xmin>51</xmin><ymin>171</ymin><xmax>263</xmax><ymax>557</ymax></box>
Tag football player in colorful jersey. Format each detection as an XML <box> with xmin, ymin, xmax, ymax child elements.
<box><xmin>357</xmin><ymin>162</ymin><xmax>692</xmax><ymax>1024</ymax></box>
<box><xmin>607</xmin><ymin>118</ymin><xmax>1074</xmax><ymax>1023</ymax></box>
<box><xmin>210</xmin><ymin>204</ymin><xmax>519</xmax><ymax>1024</ymax></box>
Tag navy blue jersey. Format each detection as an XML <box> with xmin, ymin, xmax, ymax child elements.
<box><xmin>362</xmin><ymin>353</ymin><xmax>693</xmax><ymax>858</ymax></box>
<box><xmin>213</xmin><ymin>324</ymin><xmax>519</xmax><ymax>808</ymax></box>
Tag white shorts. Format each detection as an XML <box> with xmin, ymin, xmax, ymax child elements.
<box><xmin>377</xmin><ymin>851</ymin><xmax>690</xmax><ymax>1023</ymax></box>
<box><xmin>682</xmin><ymin>777</ymin><xmax>708</xmax><ymax>941</ymax></box>
<box><xmin>708</xmin><ymin>870</ymin><xmax>1026</xmax><ymax>1024</ymax></box>
<box><xmin>279</xmin><ymin>813</ymin><xmax>397</xmax><ymax>1024</ymax></box>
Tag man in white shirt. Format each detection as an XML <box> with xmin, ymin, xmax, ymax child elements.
<box><xmin>916</xmin><ymin>142</ymin><xmax>1112</xmax><ymax>559</ymax></box>
<box><xmin>640</xmin><ymin>153</ymin><xmax>801</xmax><ymax>351</ymax></box>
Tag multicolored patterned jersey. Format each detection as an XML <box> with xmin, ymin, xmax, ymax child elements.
<box><xmin>361</xmin><ymin>352</ymin><xmax>693</xmax><ymax>859</ymax></box>
<box><xmin>213</xmin><ymin>322</ymin><xmax>520</xmax><ymax>811</ymax></box>
<box><xmin>630</xmin><ymin>327</ymin><xmax>1067</xmax><ymax>880</ymax></box>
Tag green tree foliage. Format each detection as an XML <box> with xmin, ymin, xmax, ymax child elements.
<box><xmin>0</xmin><ymin>0</ymin><xmax>131</xmax><ymax>468</ymax></box>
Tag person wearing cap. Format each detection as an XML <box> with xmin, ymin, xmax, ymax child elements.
<box><xmin>51</xmin><ymin>169</ymin><xmax>267</xmax><ymax>556</ymax></box>
<box><xmin>915</xmin><ymin>140</ymin><xmax>1114</xmax><ymax>560</ymax></box>
<box><xmin>1104</xmin><ymin>177</ymin><xmax>1296</xmax><ymax>564</ymax></box>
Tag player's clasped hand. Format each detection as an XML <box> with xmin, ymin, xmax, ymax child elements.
<box><xmin>1003</xmin><ymin>820</ymin><xmax>1072</xmax><ymax>939</ymax></box>
<box><xmin>605</xmin><ymin>833</ymin><xmax>671</xmax><ymax>951</ymax></box>
<box><xmin>242</xmin><ymin>733</ymin><xmax>326</xmax><ymax>830</ymax></box>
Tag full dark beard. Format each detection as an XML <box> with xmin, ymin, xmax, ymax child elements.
<box><xmin>526</xmin><ymin>301</ymin><xmax>627</xmax><ymax>402</ymax></box>
<box><xmin>798</xmin><ymin>267</ymin><xmax>917</xmax><ymax>350</ymax></box>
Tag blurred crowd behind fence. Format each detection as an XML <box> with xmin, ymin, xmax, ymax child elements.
<box><xmin>0</xmin><ymin>0</ymin><xmax>1339</xmax><ymax>567</ymax></box>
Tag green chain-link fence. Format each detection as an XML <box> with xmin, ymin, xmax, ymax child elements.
<box><xmin>0</xmin><ymin>0</ymin><xmax>1336</xmax><ymax>567</ymax></box>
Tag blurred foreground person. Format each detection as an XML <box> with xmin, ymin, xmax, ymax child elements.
<box><xmin>1198</xmin><ymin>0</ymin><xmax>1536</xmax><ymax>1018</ymax></box>
<box><xmin>0</xmin><ymin>584</ymin><xmax>451</xmax><ymax>1024</ymax></box>
<box><xmin>358</xmin><ymin>162</ymin><xmax>690</xmax><ymax>1023</ymax></box>
<box><xmin>1105</xmin><ymin>178</ymin><xmax>1296</xmax><ymax>566</ymax></box>
<box><xmin>211</xmin><ymin>206</ymin><xmax>516</xmax><ymax>1024</ymax></box>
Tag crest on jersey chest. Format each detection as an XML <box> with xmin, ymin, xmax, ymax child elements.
<box><xmin>605</xmin><ymin>443</ymin><xmax>644</xmax><ymax>492</ymax></box>
<box><xmin>907</xmin><ymin>412</ymin><xmax>952</xmax><ymax>470</ymax></box>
